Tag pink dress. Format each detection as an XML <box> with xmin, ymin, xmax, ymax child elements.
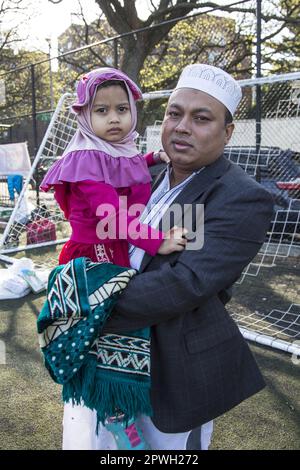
<box><xmin>41</xmin><ymin>150</ymin><xmax>164</xmax><ymax>267</ymax></box>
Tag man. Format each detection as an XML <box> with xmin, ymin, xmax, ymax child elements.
<box><xmin>64</xmin><ymin>64</ymin><xmax>274</xmax><ymax>450</ymax></box>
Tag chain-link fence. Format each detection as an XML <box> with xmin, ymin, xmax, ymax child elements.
<box><xmin>0</xmin><ymin>5</ymin><xmax>264</xmax><ymax>248</ymax></box>
<box><xmin>2</xmin><ymin>70</ymin><xmax>300</xmax><ymax>355</ymax></box>
<box><xmin>142</xmin><ymin>74</ymin><xmax>300</xmax><ymax>355</ymax></box>
<box><xmin>0</xmin><ymin>3</ymin><xmax>299</xmax><ymax>356</ymax></box>
<box><xmin>0</xmin><ymin>0</ymin><xmax>280</xmax><ymax>155</ymax></box>
<box><xmin>3</xmin><ymin>73</ymin><xmax>298</xmax><ymax>250</ymax></box>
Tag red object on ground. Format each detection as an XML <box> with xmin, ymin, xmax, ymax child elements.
<box><xmin>26</xmin><ymin>218</ymin><xmax>56</xmax><ymax>245</ymax></box>
<box><xmin>276</xmin><ymin>181</ymin><xmax>300</xmax><ymax>190</ymax></box>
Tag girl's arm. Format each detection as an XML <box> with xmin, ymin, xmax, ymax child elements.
<box><xmin>78</xmin><ymin>180</ymin><xmax>186</xmax><ymax>256</ymax></box>
<box><xmin>77</xmin><ymin>180</ymin><xmax>163</xmax><ymax>255</ymax></box>
<box><xmin>144</xmin><ymin>151</ymin><xmax>170</xmax><ymax>167</ymax></box>
<box><xmin>54</xmin><ymin>184</ymin><xmax>70</xmax><ymax>219</ymax></box>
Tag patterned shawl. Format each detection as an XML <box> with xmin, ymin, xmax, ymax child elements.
<box><xmin>37</xmin><ymin>257</ymin><xmax>151</xmax><ymax>429</ymax></box>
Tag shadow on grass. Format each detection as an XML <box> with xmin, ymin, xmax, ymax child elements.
<box><xmin>230</xmin><ymin>256</ymin><xmax>300</xmax><ymax>343</ymax></box>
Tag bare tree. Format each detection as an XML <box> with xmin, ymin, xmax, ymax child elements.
<box><xmin>49</xmin><ymin>0</ymin><xmax>299</xmax><ymax>81</ymax></box>
<box><xmin>57</xmin><ymin>1</ymin><xmax>115</xmax><ymax>77</ymax></box>
<box><xmin>48</xmin><ymin>0</ymin><xmax>299</xmax><ymax>132</ymax></box>
<box><xmin>0</xmin><ymin>0</ymin><xmax>29</xmax><ymax>60</ymax></box>
<box><xmin>94</xmin><ymin>0</ymin><xmax>300</xmax><ymax>81</ymax></box>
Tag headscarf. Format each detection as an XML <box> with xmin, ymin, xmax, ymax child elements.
<box><xmin>40</xmin><ymin>68</ymin><xmax>150</xmax><ymax>191</ymax></box>
<box><xmin>63</xmin><ymin>67</ymin><xmax>143</xmax><ymax>158</ymax></box>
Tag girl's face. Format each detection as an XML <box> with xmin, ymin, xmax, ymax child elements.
<box><xmin>90</xmin><ymin>85</ymin><xmax>132</xmax><ymax>142</ymax></box>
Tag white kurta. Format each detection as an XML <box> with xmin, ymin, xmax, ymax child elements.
<box><xmin>63</xmin><ymin>402</ymin><xmax>213</xmax><ymax>450</ymax></box>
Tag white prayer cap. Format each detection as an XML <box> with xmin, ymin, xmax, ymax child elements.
<box><xmin>174</xmin><ymin>64</ymin><xmax>242</xmax><ymax>116</ymax></box>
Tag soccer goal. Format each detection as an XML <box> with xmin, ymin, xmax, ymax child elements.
<box><xmin>0</xmin><ymin>94</ymin><xmax>77</xmax><ymax>258</ymax></box>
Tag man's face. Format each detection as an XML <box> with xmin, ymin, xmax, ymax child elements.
<box><xmin>161</xmin><ymin>88</ymin><xmax>234</xmax><ymax>171</ymax></box>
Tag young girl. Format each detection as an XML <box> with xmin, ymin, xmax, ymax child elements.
<box><xmin>41</xmin><ymin>67</ymin><xmax>185</xmax><ymax>266</ymax></box>
<box><xmin>40</xmin><ymin>67</ymin><xmax>187</xmax><ymax>450</ymax></box>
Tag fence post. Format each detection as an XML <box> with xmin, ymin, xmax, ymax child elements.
<box><xmin>255</xmin><ymin>0</ymin><xmax>262</xmax><ymax>182</ymax></box>
<box><xmin>31</xmin><ymin>64</ymin><xmax>40</xmax><ymax>205</ymax></box>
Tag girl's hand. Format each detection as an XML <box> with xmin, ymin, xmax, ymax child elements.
<box><xmin>158</xmin><ymin>151</ymin><xmax>170</xmax><ymax>164</ymax></box>
<box><xmin>158</xmin><ymin>226</ymin><xmax>188</xmax><ymax>255</ymax></box>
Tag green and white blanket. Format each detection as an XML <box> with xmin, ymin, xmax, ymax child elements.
<box><xmin>37</xmin><ymin>257</ymin><xmax>151</xmax><ymax>428</ymax></box>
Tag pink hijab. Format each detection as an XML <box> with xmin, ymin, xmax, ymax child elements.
<box><xmin>64</xmin><ymin>67</ymin><xmax>142</xmax><ymax>158</ymax></box>
<box><xmin>40</xmin><ymin>68</ymin><xmax>152</xmax><ymax>190</ymax></box>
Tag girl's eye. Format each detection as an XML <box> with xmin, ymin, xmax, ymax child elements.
<box><xmin>119</xmin><ymin>106</ymin><xmax>129</xmax><ymax>112</ymax></box>
<box><xmin>96</xmin><ymin>108</ymin><xmax>106</xmax><ymax>113</ymax></box>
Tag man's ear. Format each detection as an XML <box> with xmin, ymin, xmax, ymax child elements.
<box><xmin>225</xmin><ymin>123</ymin><xmax>234</xmax><ymax>145</ymax></box>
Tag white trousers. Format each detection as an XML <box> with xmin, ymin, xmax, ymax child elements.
<box><xmin>62</xmin><ymin>402</ymin><xmax>213</xmax><ymax>451</ymax></box>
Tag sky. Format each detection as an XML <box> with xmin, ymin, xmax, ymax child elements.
<box><xmin>11</xmin><ymin>0</ymin><xmax>153</xmax><ymax>55</ymax></box>
<box><xmin>17</xmin><ymin>0</ymin><xmax>104</xmax><ymax>54</ymax></box>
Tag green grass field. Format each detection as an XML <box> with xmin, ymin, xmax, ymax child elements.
<box><xmin>0</xmin><ymin>249</ymin><xmax>299</xmax><ymax>450</ymax></box>
<box><xmin>0</xmin><ymin>292</ymin><xmax>299</xmax><ymax>450</ymax></box>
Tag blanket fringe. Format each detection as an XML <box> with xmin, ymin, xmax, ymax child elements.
<box><xmin>62</xmin><ymin>358</ymin><xmax>152</xmax><ymax>433</ymax></box>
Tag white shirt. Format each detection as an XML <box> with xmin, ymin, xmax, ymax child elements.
<box><xmin>129</xmin><ymin>166</ymin><xmax>202</xmax><ymax>270</ymax></box>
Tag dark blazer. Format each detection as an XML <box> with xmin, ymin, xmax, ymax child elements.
<box><xmin>104</xmin><ymin>155</ymin><xmax>274</xmax><ymax>433</ymax></box>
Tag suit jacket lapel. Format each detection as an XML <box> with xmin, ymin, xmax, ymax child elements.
<box><xmin>176</xmin><ymin>155</ymin><xmax>230</xmax><ymax>201</ymax></box>
<box><xmin>151</xmin><ymin>168</ymin><xmax>167</xmax><ymax>192</ymax></box>
<box><xmin>140</xmin><ymin>155</ymin><xmax>231</xmax><ymax>272</ymax></box>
